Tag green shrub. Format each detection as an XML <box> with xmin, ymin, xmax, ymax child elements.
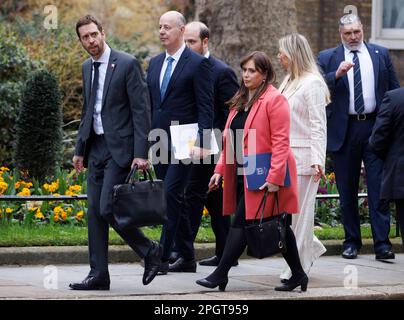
<box><xmin>0</xmin><ymin>25</ymin><xmax>39</xmax><ymax>164</ymax></box>
<box><xmin>14</xmin><ymin>69</ymin><xmax>63</xmax><ymax>180</ymax></box>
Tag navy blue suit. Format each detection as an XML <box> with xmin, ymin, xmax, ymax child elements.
<box><xmin>174</xmin><ymin>55</ymin><xmax>239</xmax><ymax>261</ymax></box>
<box><xmin>318</xmin><ymin>43</ymin><xmax>400</xmax><ymax>253</ymax></box>
<box><xmin>147</xmin><ymin>46</ymin><xmax>214</xmax><ymax>261</ymax></box>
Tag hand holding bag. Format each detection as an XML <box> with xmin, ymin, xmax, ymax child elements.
<box><xmin>245</xmin><ymin>191</ymin><xmax>287</xmax><ymax>259</ymax></box>
<box><xmin>112</xmin><ymin>166</ymin><xmax>167</xmax><ymax>230</ymax></box>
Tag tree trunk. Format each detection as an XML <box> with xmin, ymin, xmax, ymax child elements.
<box><xmin>195</xmin><ymin>0</ymin><xmax>297</xmax><ymax>81</ymax></box>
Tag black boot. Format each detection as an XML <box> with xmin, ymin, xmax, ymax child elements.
<box><xmin>196</xmin><ymin>227</ymin><xmax>246</xmax><ymax>291</ymax></box>
<box><xmin>275</xmin><ymin>225</ymin><xmax>308</xmax><ymax>292</ymax></box>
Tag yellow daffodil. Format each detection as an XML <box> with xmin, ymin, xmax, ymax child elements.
<box><xmin>0</xmin><ymin>181</ymin><xmax>8</xmax><ymax>194</ymax></box>
<box><xmin>17</xmin><ymin>188</ymin><xmax>31</xmax><ymax>196</ymax></box>
<box><xmin>76</xmin><ymin>210</ymin><xmax>84</xmax><ymax>220</ymax></box>
<box><xmin>203</xmin><ymin>207</ymin><xmax>209</xmax><ymax>216</ymax></box>
<box><xmin>328</xmin><ymin>172</ymin><xmax>335</xmax><ymax>180</ymax></box>
<box><xmin>54</xmin><ymin>213</ymin><xmax>59</xmax><ymax>222</ymax></box>
<box><xmin>35</xmin><ymin>209</ymin><xmax>44</xmax><ymax>220</ymax></box>
<box><xmin>5</xmin><ymin>208</ymin><xmax>13</xmax><ymax>214</ymax></box>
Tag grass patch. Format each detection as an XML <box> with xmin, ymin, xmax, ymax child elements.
<box><xmin>0</xmin><ymin>223</ymin><xmax>399</xmax><ymax>247</ymax></box>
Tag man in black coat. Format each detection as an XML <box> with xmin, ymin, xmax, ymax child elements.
<box><xmin>168</xmin><ymin>21</ymin><xmax>240</xmax><ymax>270</ymax></box>
<box><xmin>70</xmin><ymin>15</ymin><xmax>161</xmax><ymax>290</ymax></box>
<box><xmin>369</xmin><ymin>87</ymin><xmax>404</xmax><ymax>249</ymax></box>
<box><xmin>147</xmin><ymin>11</ymin><xmax>214</xmax><ymax>273</ymax></box>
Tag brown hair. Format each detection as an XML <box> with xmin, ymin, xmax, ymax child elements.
<box><xmin>228</xmin><ymin>51</ymin><xmax>276</xmax><ymax>111</ymax></box>
<box><xmin>76</xmin><ymin>15</ymin><xmax>103</xmax><ymax>39</ymax></box>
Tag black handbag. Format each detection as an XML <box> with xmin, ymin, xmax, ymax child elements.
<box><xmin>112</xmin><ymin>166</ymin><xmax>167</xmax><ymax>230</ymax></box>
<box><xmin>245</xmin><ymin>191</ymin><xmax>287</xmax><ymax>259</ymax></box>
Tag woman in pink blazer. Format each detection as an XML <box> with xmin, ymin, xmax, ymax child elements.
<box><xmin>196</xmin><ymin>51</ymin><xmax>307</xmax><ymax>292</ymax></box>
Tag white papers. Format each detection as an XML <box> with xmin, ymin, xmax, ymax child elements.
<box><xmin>169</xmin><ymin>123</ymin><xmax>219</xmax><ymax>160</ymax></box>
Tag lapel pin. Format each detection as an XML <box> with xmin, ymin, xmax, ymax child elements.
<box><xmin>111</xmin><ymin>63</ymin><xmax>115</xmax><ymax>69</ymax></box>
<box><xmin>375</xmin><ymin>50</ymin><xmax>379</xmax><ymax>54</ymax></box>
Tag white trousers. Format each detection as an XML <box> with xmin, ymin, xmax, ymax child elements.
<box><xmin>280</xmin><ymin>175</ymin><xmax>326</xmax><ymax>280</ymax></box>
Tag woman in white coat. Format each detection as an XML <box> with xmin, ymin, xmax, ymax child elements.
<box><xmin>277</xmin><ymin>33</ymin><xmax>330</xmax><ymax>282</ymax></box>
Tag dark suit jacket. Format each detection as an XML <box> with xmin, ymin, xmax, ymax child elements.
<box><xmin>318</xmin><ymin>43</ymin><xmax>400</xmax><ymax>152</ymax></box>
<box><xmin>369</xmin><ymin>87</ymin><xmax>404</xmax><ymax>200</ymax></box>
<box><xmin>209</xmin><ymin>55</ymin><xmax>239</xmax><ymax>131</ymax></box>
<box><xmin>75</xmin><ymin>49</ymin><xmax>151</xmax><ymax>168</ymax></box>
<box><xmin>147</xmin><ymin>46</ymin><xmax>214</xmax><ymax>149</ymax></box>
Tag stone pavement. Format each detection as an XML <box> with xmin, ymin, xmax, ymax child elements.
<box><xmin>0</xmin><ymin>253</ymin><xmax>403</xmax><ymax>300</ymax></box>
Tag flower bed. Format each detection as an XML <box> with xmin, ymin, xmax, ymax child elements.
<box><xmin>0</xmin><ymin>166</ymin><xmax>87</xmax><ymax>225</ymax></box>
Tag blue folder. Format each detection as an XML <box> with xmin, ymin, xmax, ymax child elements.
<box><xmin>243</xmin><ymin>153</ymin><xmax>291</xmax><ymax>190</ymax></box>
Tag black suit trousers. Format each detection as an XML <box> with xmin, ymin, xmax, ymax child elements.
<box><xmin>86</xmin><ymin>134</ymin><xmax>152</xmax><ymax>280</ymax></box>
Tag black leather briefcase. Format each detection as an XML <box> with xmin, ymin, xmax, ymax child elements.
<box><xmin>112</xmin><ymin>166</ymin><xmax>167</xmax><ymax>230</ymax></box>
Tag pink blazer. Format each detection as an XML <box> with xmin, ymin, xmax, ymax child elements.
<box><xmin>215</xmin><ymin>85</ymin><xmax>299</xmax><ymax>220</ymax></box>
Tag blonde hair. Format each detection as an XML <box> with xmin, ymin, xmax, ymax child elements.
<box><xmin>279</xmin><ymin>33</ymin><xmax>330</xmax><ymax>103</ymax></box>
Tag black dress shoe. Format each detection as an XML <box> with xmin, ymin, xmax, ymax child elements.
<box><xmin>199</xmin><ymin>255</ymin><xmax>239</xmax><ymax>267</ymax></box>
<box><xmin>169</xmin><ymin>257</ymin><xmax>197</xmax><ymax>272</ymax></box>
<box><xmin>158</xmin><ymin>260</ymin><xmax>169</xmax><ymax>275</ymax></box>
<box><xmin>274</xmin><ymin>274</ymin><xmax>308</xmax><ymax>292</ymax></box>
<box><xmin>143</xmin><ymin>241</ymin><xmax>162</xmax><ymax>285</ymax></box>
<box><xmin>69</xmin><ymin>276</ymin><xmax>110</xmax><ymax>290</ymax></box>
<box><xmin>196</xmin><ymin>277</ymin><xmax>228</xmax><ymax>291</ymax></box>
<box><xmin>375</xmin><ymin>249</ymin><xmax>395</xmax><ymax>261</ymax></box>
<box><xmin>342</xmin><ymin>247</ymin><xmax>358</xmax><ymax>259</ymax></box>
<box><xmin>199</xmin><ymin>256</ymin><xmax>219</xmax><ymax>266</ymax></box>
<box><xmin>169</xmin><ymin>251</ymin><xmax>181</xmax><ymax>264</ymax></box>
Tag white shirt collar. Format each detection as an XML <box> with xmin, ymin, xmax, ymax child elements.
<box><xmin>204</xmin><ymin>51</ymin><xmax>210</xmax><ymax>59</ymax></box>
<box><xmin>92</xmin><ymin>43</ymin><xmax>111</xmax><ymax>64</ymax></box>
<box><xmin>165</xmin><ymin>42</ymin><xmax>186</xmax><ymax>62</ymax></box>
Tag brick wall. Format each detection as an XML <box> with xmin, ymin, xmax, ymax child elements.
<box><xmin>296</xmin><ymin>0</ymin><xmax>403</xmax><ymax>84</ymax></box>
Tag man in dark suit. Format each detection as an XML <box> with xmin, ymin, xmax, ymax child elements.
<box><xmin>318</xmin><ymin>14</ymin><xmax>400</xmax><ymax>260</ymax></box>
<box><xmin>370</xmin><ymin>87</ymin><xmax>404</xmax><ymax>250</ymax></box>
<box><xmin>169</xmin><ymin>21</ymin><xmax>239</xmax><ymax>269</ymax></box>
<box><xmin>147</xmin><ymin>11</ymin><xmax>214</xmax><ymax>273</ymax></box>
<box><xmin>70</xmin><ymin>15</ymin><xmax>161</xmax><ymax>290</ymax></box>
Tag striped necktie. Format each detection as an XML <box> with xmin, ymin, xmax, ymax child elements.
<box><xmin>352</xmin><ymin>51</ymin><xmax>365</xmax><ymax>114</ymax></box>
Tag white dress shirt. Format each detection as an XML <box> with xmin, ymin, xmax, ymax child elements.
<box><xmin>91</xmin><ymin>43</ymin><xmax>111</xmax><ymax>135</ymax></box>
<box><xmin>159</xmin><ymin>43</ymin><xmax>186</xmax><ymax>88</ymax></box>
<box><xmin>344</xmin><ymin>43</ymin><xmax>376</xmax><ymax>115</ymax></box>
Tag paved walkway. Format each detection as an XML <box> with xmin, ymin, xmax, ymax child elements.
<box><xmin>1</xmin><ymin>254</ymin><xmax>403</xmax><ymax>300</ymax></box>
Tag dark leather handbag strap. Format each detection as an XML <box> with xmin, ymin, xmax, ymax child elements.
<box><xmin>124</xmin><ymin>165</ymin><xmax>155</xmax><ymax>184</ymax></box>
<box><xmin>253</xmin><ymin>191</ymin><xmax>284</xmax><ymax>225</ymax></box>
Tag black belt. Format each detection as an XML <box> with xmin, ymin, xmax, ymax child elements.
<box><xmin>348</xmin><ymin>112</ymin><xmax>377</xmax><ymax>121</ymax></box>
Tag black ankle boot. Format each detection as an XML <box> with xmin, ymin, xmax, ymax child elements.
<box><xmin>275</xmin><ymin>274</ymin><xmax>308</xmax><ymax>292</ymax></box>
<box><xmin>279</xmin><ymin>225</ymin><xmax>308</xmax><ymax>291</ymax></box>
<box><xmin>196</xmin><ymin>277</ymin><xmax>228</xmax><ymax>291</ymax></box>
<box><xmin>196</xmin><ymin>228</ymin><xmax>246</xmax><ymax>291</ymax></box>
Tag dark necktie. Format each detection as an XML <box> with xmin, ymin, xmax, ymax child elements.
<box><xmin>89</xmin><ymin>61</ymin><xmax>101</xmax><ymax>113</ymax></box>
<box><xmin>81</xmin><ymin>61</ymin><xmax>101</xmax><ymax>140</ymax></box>
<box><xmin>160</xmin><ymin>56</ymin><xmax>174</xmax><ymax>99</ymax></box>
<box><xmin>352</xmin><ymin>51</ymin><xmax>365</xmax><ymax>114</ymax></box>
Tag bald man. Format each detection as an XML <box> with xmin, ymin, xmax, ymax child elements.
<box><xmin>147</xmin><ymin>12</ymin><xmax>214</xmax><ymax>273</ymax></box>
<box><xmin>170</xmin><ymin>21</ymin><xmax>239</xmax><ymax>268</ymax></box>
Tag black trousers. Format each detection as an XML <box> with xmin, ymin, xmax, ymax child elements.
<box><xmin>86</xmin><ymin>134</ymin><xmax>152</xmax><ymax>280</ymax></box>
<box><xmin>331</xmin><ymin>119</ymin><xmax>392</xmax><ymax>253</ymax></box>
<box><xmin>154</xmin><ymin>159</ymin><xmax>193</xmax><ymax>261</ymax></box>
<box><xmin>395</xmin><ymin>200</ymin><xmax>404</xmax><ymax>248</ymax></box>
<box><xmin>175</xmin><ymin>160</ymin><xmax>230</xmax><ymax>259</ymax></box>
